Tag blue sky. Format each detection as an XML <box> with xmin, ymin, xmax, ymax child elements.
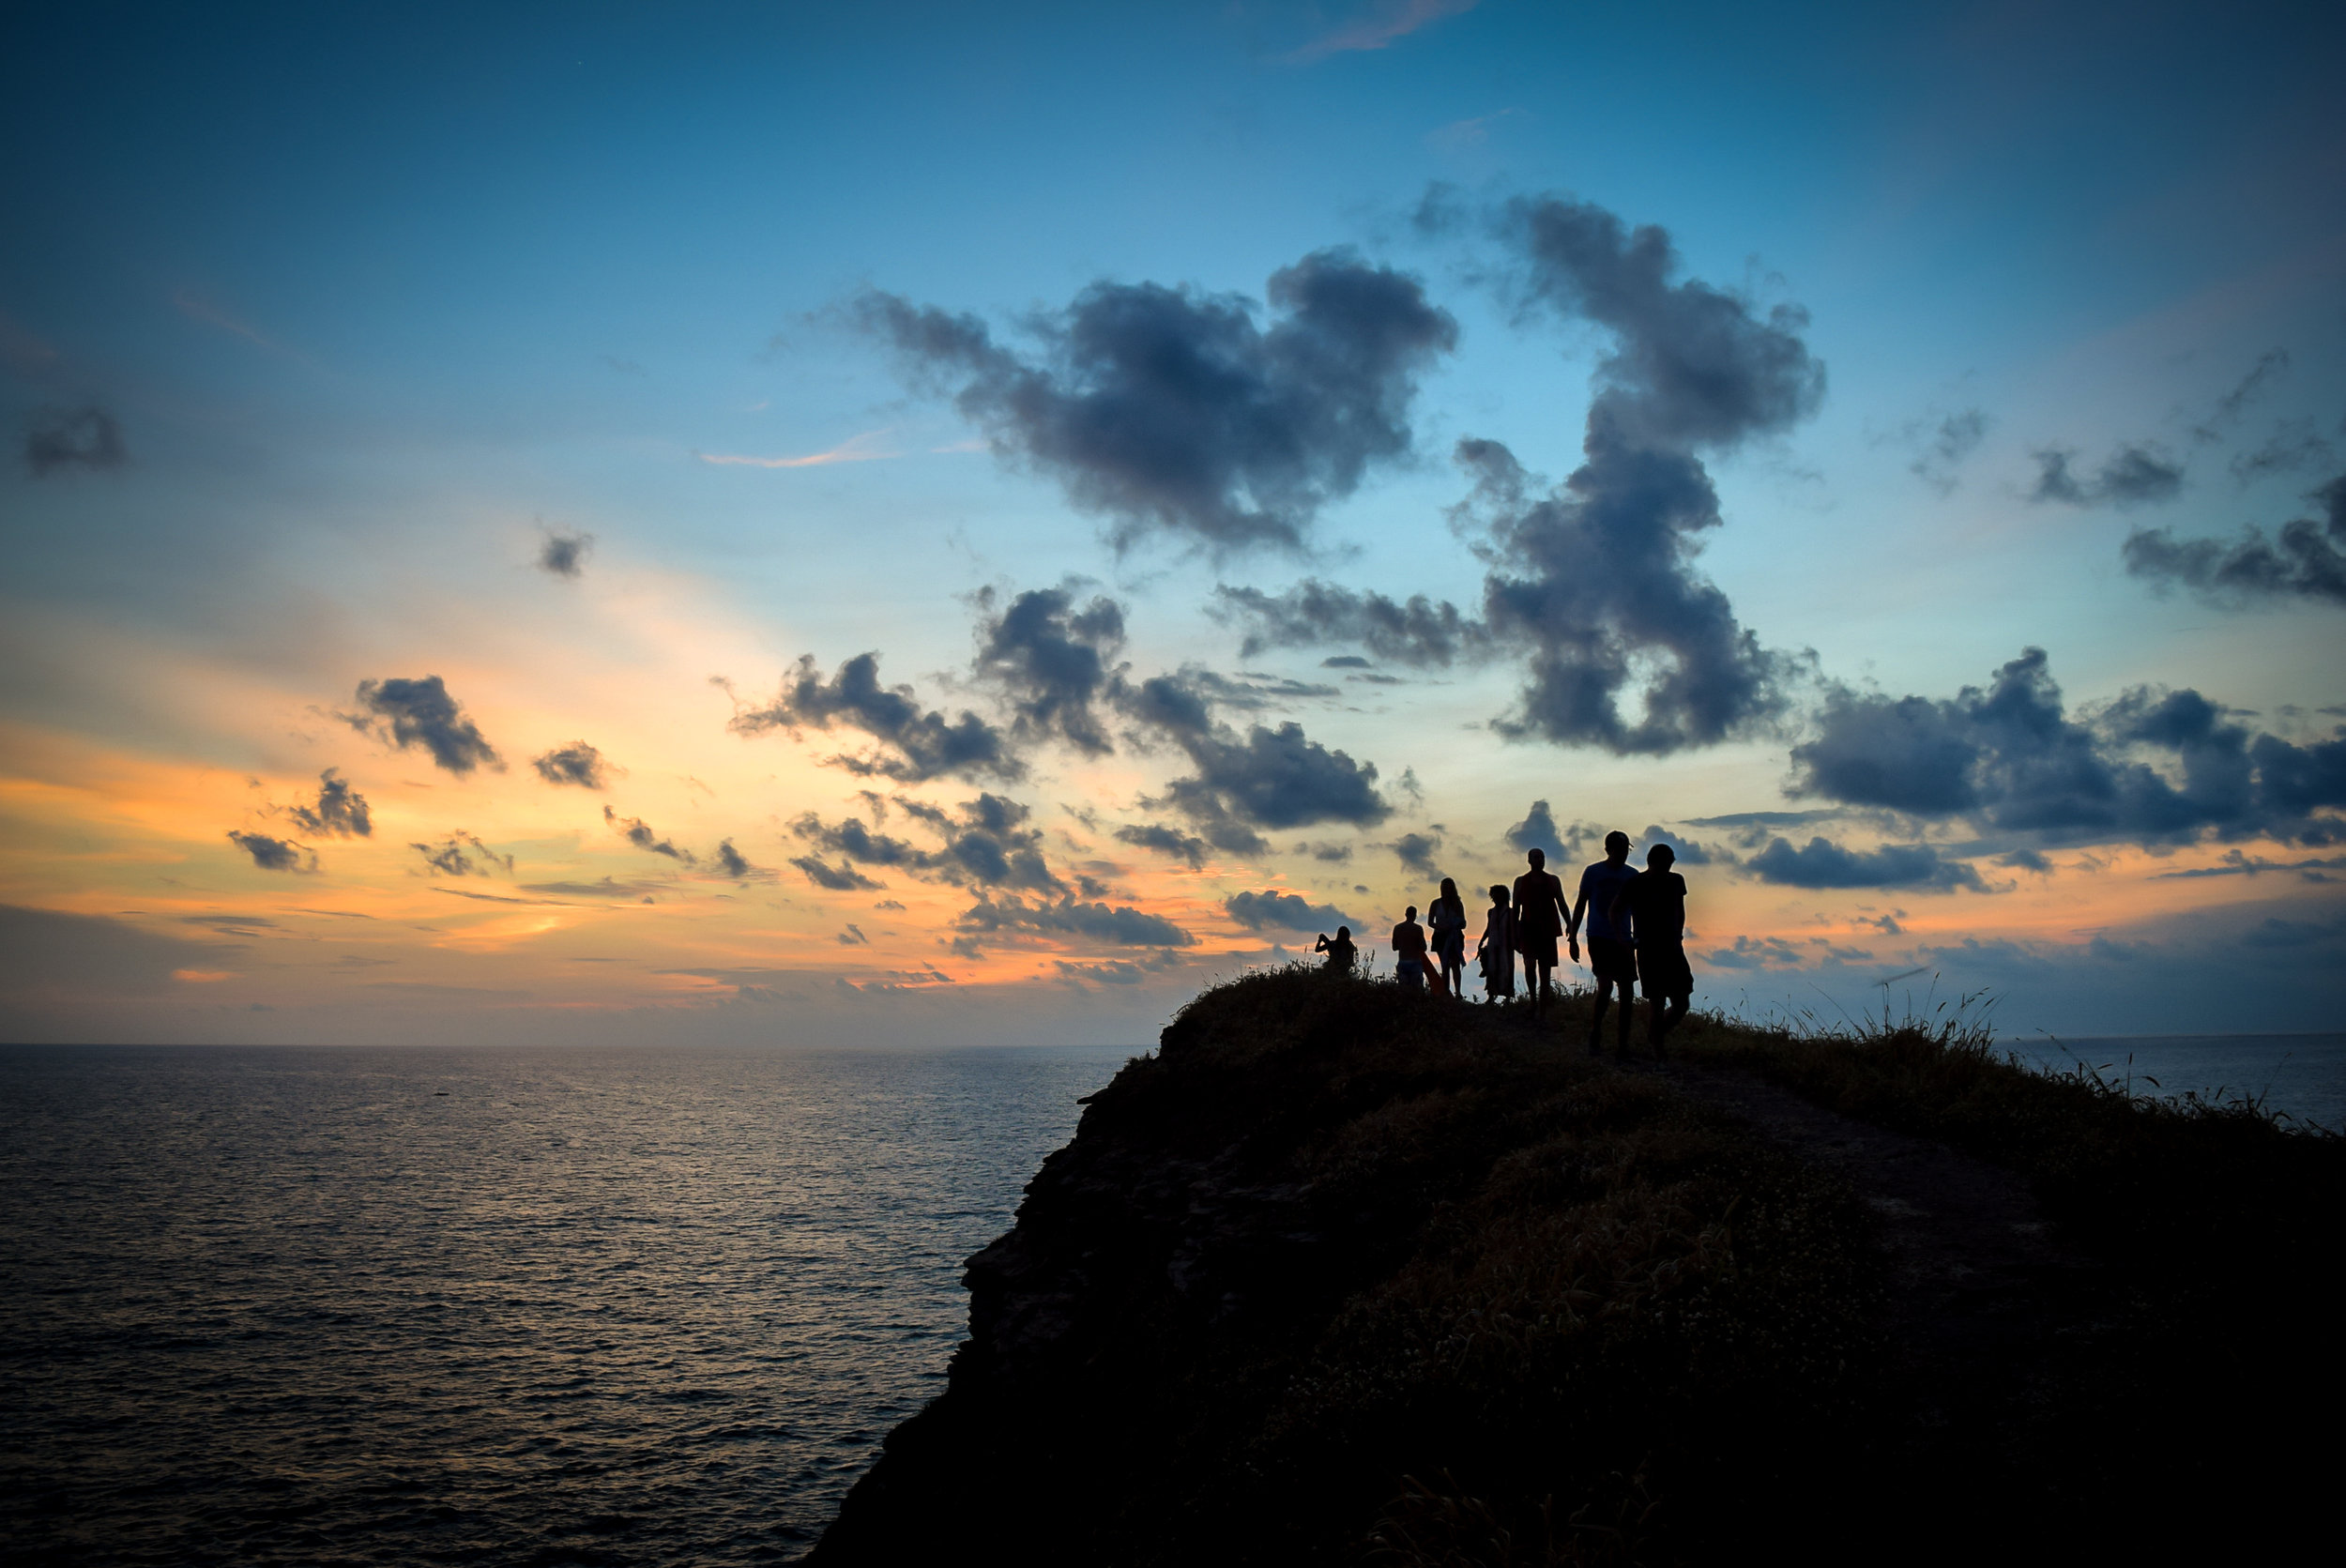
<box><xmin>4</xmin><ymin>0</ymin><xmax>2342</xmax><ymax>1045</ymax></box>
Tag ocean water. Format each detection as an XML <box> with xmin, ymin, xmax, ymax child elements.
<box><xmin>0</xmin><ymin>1043</ymin><xmax>1133</xmax><ymax>1566</ymax></box>
<box><xmin>2009</xmin><ymin>1031</ymin><xmax>2346</xmax><ymax>1132</ymax></box>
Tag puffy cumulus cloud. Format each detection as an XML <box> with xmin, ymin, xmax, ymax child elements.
<box><xmin>1157</xmin><ymin>721</ymin><xmax>1389</xmax><ymax>843</ymax></box>
<box><xmin>1225</xmin><ymin>889</ymin><xmax>1358</xmax><ymax>932</ymax></box>
<box><xmin>409</xmin><ymin>830</ymin><xmax>511</xmax><ymax>877</ymax></box>
<box><xmin>228</xmin><ymin>830</ymin><xmax>313</xmax><ymax>872</ymax></box>
<box><xmin>858</xmin><ymin>248</ymin><xmax>1457</xmax><ymax>553</ymax></box>
<box><xmin>532</xmin><ymin>741</ymin><xmax>612</xmax><ymax>788</ymax></box>
<box><xmin>1113</xmin><ymin>822</ymin><xmax>1212</xmax><ymax>868</ymax></box>
<box><xmin>1745</xmin><ymin>836</ymin><xmax>1985</xmax><ymax>891</ymax></box>
<box><xmin>1213</xmin><ymin>580</ymin><xmax>1494</xmax><ymax>666</ymax></box>
<box><xmin>538</xmin><ymin>529</ymin><xmax>594</xmax><ymax>579</ymax></box>
<box><xmin>2028</xmin><ymin>444</ymin><xmax>2186</xmax><ymax>508</ymax></box>
<box><xmin>23</xmin><ymin>404</ymin><xmax>127</xmax><ymax>476</ymax></box>
<box><xmin>2123</xmin><ymin>475</ymin><xmax>2345</xmax><ymax>607</ymax></box>
<box><xmin>346</xmin><ymin>677</ymin><xmax>500</xmax><ymax>776</ymax></box>
<box><xmin>793</xmin><ymin>793</ymin><xmax>1062</xmax><ymax>894</ymax></box>
<box><xmin>792</xmin><ymin>855</ymin><xmax>882</xmax><ymax>891</ymax></box>
<box><xmin>1791</xmin><ymin>648</ymin><xmax>2346</xmax><ymax>847</ymax></box>
<box><xmin>972</xmin><ymin>584</ymin><xmax>1127</xmax><ymax>755</ymax></box>
<box><xmin>1504</xmin><ymin>799</ymin><xmax>1561</xmax><ymax>855</ymax></box>
<box><xmin>1636</xmin><ymin>825</ymin><xmax>1714</xmax><ymax>865</ymax></box>
<box><xmin>1243</xmin><ymin>194</ymin><xmax>1816</xmax><ymax>754</ymax></box>
<box><xmin>286</xmin><ymin>769</ymin><xmax>371</xmax><ymax>838</ymax></box>
<box><xmin>957</xmin><ymin>894</ymin><xmax>1193</xmax><ymax>949</ymax></box>
<box><xmin>728</xmin><ymin>653</ymin><xmax>1018</xmax><ymax>784</ymax></box>
<box><xmin>603</xmin><ymin>806</ymin><xmax>694</xmax><ymax>863</ymax></box>
<box><xmin>1388</xmin><ymin>830</ymin><xmax>1443</xmax><ymax>875</ymax></box>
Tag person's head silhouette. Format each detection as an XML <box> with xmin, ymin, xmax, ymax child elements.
<box><xmin>1440</xmin><ymin>875</ymin><xmax>1457</xmax><ymax>903</ymax></box>
<box><xmin>1336</xmin><ymin>925</ymin><xmax>1349</xmax><ymax>940</ymax></box>
<box><xmin>1648</xmin><ymin>844</ymin><xmax>1675</xmax><ymax>870</ymax></box>
<box><xmin>1527</xmin><ymin>847</ymin><xmax>1546</xmax><ymax>870</ymax></box>
<box><xmin>1488</xmin><ymin>883</ymin><xmax>1507</xmax><ymax>904</ymax></box>
<box><xmin>1605</xmin><ymin>830</ymin><xmax>1630</xmax><ymax>862</ymax></box>
<box><xmin>1405</xmin><ymin>905</ymin><xmax>1419</xmax><ymax>921</ymax></box>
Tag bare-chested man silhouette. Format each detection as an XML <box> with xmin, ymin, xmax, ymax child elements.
<box><xmin>1512</xmin><ymin>848</ymin><xmax>1567</xmax><ymax>1015</ymax></box>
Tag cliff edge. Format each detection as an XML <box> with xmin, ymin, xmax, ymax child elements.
<box><xmin>807</xmin><ymin>969</ymin><xmax>2339</xmax><ymax>1565</ymax></box>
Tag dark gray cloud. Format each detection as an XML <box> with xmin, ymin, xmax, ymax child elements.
<box><xmin>1113</xmin><ymin>822</ymin><xmax>1211</xmax><ymax>868</ymax></box>
<box><xmin>958</xmin><ymin>894</ymin><xmax>1193</xmax><ymax>949</ymax></box>
<box><xmin>1792</xmin><ymin>648</ymin><xmax>2346</xmax><ymax>847</ymax></box>
<box><xmin>603</xmin><ymin>806</ymin><xmax>694</xmax><ymax>863</ymax></box>
<box><xmin>794</xmin><ymin>794</ymin><xmax>1062</xmax><ymax>893</ymax></box>
<box><xmin>411</xmin><ymin>831</ymin><xmax>512</xmax><ymax>877</ymax></box>
<box><xmin>538</xmin><ymin>530</ymin><xmax>594</xmax><ymax>578</ymax></box>
<box><xmin>791</xmin><ymin>855</ymin><xmax>883</xmax><ymax>891</ymax></box>
<box><xmin>1505</xmin><ymin>799</ymin><xmax>1561</xmax><ymax>854</ymax></box>
<box><xmin>348</xmin><ymin>677</ymin><xmax>501</xmax><ymax>776</ymax></box>
<box><xmin>858</xmin><ymin>248</ymin><xmax>1457</xmax><ymax>552</ymax></box>
<box><xmin>1224</xmin><ymin>889</ymin><xmax>1357</xmax><ymax>932</ymax></box>
<box><xmin>2194</xmin><ymin>349</ymin><xmax>2289</xmax><ymax>442</ymax></box>
<box><xmin>713</xmin><ymin>840</ymin><xmax>755</xmax><ymax>880</ymax></box>
<box><xmin>1389</xmin><ymin>830</ymin><xmax>1442</xmax><ymax>875</ymax></box>
<box><xmin>2122</xmin><ymin>475</ymin><xmax>2345</xmax><ymax>607</ymax></box>
<box><xmin>228</xmin><ymin>830</ymin><xmax>312</xmax><ymax>872</ymax></box>
<box><xmin>2028</xmin><ymin>444</ymin><xmax>2185</xmax><ymax>508</ymax></box>
<box><xmin>1745</xmin><ymin>836</ymin><xmax>1985</xmax><ymax>891</ymax></box>
<box><xmin>533</xmin><ymin>741</ymin><xmax>612</xmax><ymax>788</ymax></box>
<box><xmin>23</xmin><ymin>404</ymin><xmax>127</xmax><ymax>476</ymax></box>
<box><xmin>518</xmin><ymin>876</ymin><xmax>668</xmax><ymax>898</ymax></box>
<box><xmin>286</xmin><ymin>769</ymin><xmax>372</xmax><ymax>838</ymax></box>
<box><xmin>1158</xmin><ymin>720</ymin><xmax>1389</xmax><ymax>837</ymax></box>
<box><xmin>2230</xmin><ymin>420</ymin><xmax>2334</xmax><ymax>483</ymax></box>
<box><xmin>1636</xmin><ymin>825</ymin><xmax>1714</xmax><ymax>865</ymax></box>
<box><xmin>730</xmin><ymin>653</ymin><xmax>1019</xmax><ymax>783</ymax></box>
<box><xmin>1229</xmin><ymin>196</ymin><xmax>1820</xmax><ymax>754</ymax></box>
<box><xmin>972</xmin><ymin>585</ymin><xmax>1127</xmax><ymax>754</ymax></box>
<box><xmin>1213</xmin><ymin>580</ymin><xmax>1495</xmax><ymax>665</ymax></box>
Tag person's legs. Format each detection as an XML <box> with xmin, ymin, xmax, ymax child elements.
<box><xmin>1662</xmin><ymin>994</ymin><xmax>1688</xmax><ymax>1045</ymax></box>
<box><xmin>1588</xmin><ymin>979</ymin><xmax>1611</xmax><ymax>1048</ymax></box>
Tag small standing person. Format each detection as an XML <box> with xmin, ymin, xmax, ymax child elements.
<box><xmin>1567</xmin><ymin>830</ymin><xmax>1640</xmax><ymax>1055</ymax></box>
<box><xmin>1511</xmin><ymin>848</ymin><xmax>1568</xmax><ymax>1015</ymax></box>
<box><xmin>1315</xmin><ymin>925</ymin><xmax>1358</xmax><ymax>975</ymax></box>
<box><xmin>1392</xmin><ymin>906</ymin><xmax>1430</xmax><ymax>990</ymax></box>
<box><xmin>1427</xmin><ymin>877</ymin><xmax>1469</xmax><ymax>999</ymax></box>
<box><xmin>1476</xmin><ymin>884</ymin><xmax>1516</xmax><ymax>1002</ymax></box>
<box><xmin>1613</xmin><ymin>844</ymin><xmax>1693</xmax><ymax>1055</ymax></box>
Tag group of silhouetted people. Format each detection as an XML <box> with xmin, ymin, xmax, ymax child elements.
<box><xmin>1314</xmin><ymin>833</ymin><xmax>1693</xmax><ymax>1055</ymax></box>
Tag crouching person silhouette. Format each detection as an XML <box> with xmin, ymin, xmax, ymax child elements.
<box><xmin>1613</xmin><ymin>844</ymin><xmax>1693</xmax><ymax>1055</ymax></box>
<box><xmin>1314</xmin><ymin>925</ymin><xmax>1358</xmax><ymax>975</ymax></box>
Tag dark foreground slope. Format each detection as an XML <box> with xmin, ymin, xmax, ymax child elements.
<box><xmin>808</xmin><ymin>971</ymin><xmax>2340</xmax><ymax>1566</ymax></box>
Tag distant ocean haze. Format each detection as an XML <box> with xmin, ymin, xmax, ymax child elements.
<box><xmin>2008</xmin><ymin>1032</ymin><xmax>2346</xmax><ymax>1132</ymax></box>
<box><xmin>0</xmin><ymin>1043</ymin><xmax>1130</xmax><ymax>1565</ymax></box>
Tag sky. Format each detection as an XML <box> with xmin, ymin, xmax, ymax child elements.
<box><xmin>4</xmin><ymin>0</ymin><xmax>2342</xmax><ymax>1047</ymax></box>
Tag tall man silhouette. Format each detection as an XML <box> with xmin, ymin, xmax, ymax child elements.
<box><xmin>1614</xmin><ymin>843</ymin><xmax>1693</xmax><ymax>1056</ymax></box>
<box><xmin>1512</xmin><ymin>848</ymin><xmax>1567</xmax><ymax>1016</ymax></box>
<box><xmin>1567</xmin><ymin>830</ymin><xmax>1639</xmax><ymax>1054</ymax></box>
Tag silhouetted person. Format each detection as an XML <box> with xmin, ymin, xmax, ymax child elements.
<box><xmin>1512</xmin><ymin>848</ymin><xmax>1567</xmax><ymax>1014</ymax></box>
<box><xmin>1613</xmin><ymin>844</ymin><xmax>1692</xmax><ymax>1055</ymax></box>
<box><xmin>1476</xmin><ymin>884</ymin><xmax>1516</xmax><ymax>1001</ymax></box>
<box><xmin>1428</xmin><ymin>876</ymin><xmax>1468</xmax><ymax>998</ymax></box>
<box><xmin>1568</xmin><ymin>830</ymin><xmax>1640</xmax><ymax>1054</ymax></box>
<box><xmin>1392</xmin><ymin>906</ymin><xmax>1429</xmax><ymax>990</ymax></box>
<box><xmin>1315</xmin><ymin>925</ymin><xmax>1357</xmax><ymax>975</ymax></box>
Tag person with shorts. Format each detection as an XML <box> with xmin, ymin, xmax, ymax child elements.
<box><xmin>1568</xmin><ymin>830</ymin><xmax>1641</xmax><ymax>1055</ymax></box>
<box><xmin>1511</xmin><ymin>848</ymin><xmax>1567</xmax><ymax>1015</ymax></box>
<box><xmin>1476</xmin><ymin>884</ymin><xmax>1516</xmax><ymax>1002</ymax></box>
<box><xmin>1392</xmin><ymin>906</ymin><xmax>1430</xmax><ymax>990</ymax></box>
<box><xmin>1613</xmin><ymin>843</ymin><xmax>1693</xmax><ymax>1056</ymax></box>
<box><xmin>1427</xmin><ymin>877</ymin><xmax>1469</xmax><ymax>999</ymax></box>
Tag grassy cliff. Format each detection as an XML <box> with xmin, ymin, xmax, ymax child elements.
<box><xmin>807</xmin><ymin>969</ymin><xmax>2340</xmax><ymax>1565</ymax></box>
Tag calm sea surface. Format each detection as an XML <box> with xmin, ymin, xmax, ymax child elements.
<box><xmin>0</xmin><ymin>1043</ymin><xmax>1132</xmax><ymax>1566</ymax></box>
<box><xmin>2008</xmin><ymin>1031</ymin><xmax>2346</xmax><ymax>1132</ymax></box>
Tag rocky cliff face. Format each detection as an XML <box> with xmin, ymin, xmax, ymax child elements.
<box><xmin>802</xmin><ymin>971</ymin><xmax>1882</xmax><ymax>1566</ymax></box>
